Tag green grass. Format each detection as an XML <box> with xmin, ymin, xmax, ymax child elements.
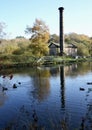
<box><xmin>0</xmin><ymin>54</ymin><xmax>91</xmax><ymax>68</ymax></box>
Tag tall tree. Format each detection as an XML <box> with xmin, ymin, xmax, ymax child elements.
<box><xmin>0</xmin><ymin>22</ymin><xmax>6</xmax><ymax>39</ymax></box>
<box><xmin>65</xmin><ymin>33</ymin><xmax>91</xmax><ymax>56</ymax></box>
<box><xmin>50</xmin><ymin>34</ymin><xmax>59</xmax><ymax>43</ymax></box>
<box><xmin>25</xmin><ymin>19</ymin><xmax>50</xmax><ymax>43</ymax></box>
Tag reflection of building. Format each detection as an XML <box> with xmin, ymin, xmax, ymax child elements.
<box><xmin>65</xmin><ymin>64</ymin><xmax>77</xmax><ymax>72</ymax></box>
<box><xmin>64</xmin><ymin>64</ymin><xmax>78</xmax><ymax>76</ymax></box>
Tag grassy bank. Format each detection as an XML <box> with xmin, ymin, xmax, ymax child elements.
<box><xmin>0</xmin><ymin>54</ymin><xmax>36</xmax><ymax>69</ymax></box>
<box><xmin>0</xmin><ymin>55</ymin><xmax>92</xmax><ymax>69</ymax></box>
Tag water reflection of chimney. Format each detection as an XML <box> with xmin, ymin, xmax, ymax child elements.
<box><xmin>60</xmin><ymin>66</ymin><xmax>65</xmax><ymax>109</ymax></box>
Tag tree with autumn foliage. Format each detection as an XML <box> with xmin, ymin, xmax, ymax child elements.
<box><xmin>25</xmin><ymin>19</ymin><xmax>50</xmax><ymax>43</ymax></box>
<box><xmin>25</xmin><ymin>19</ymin><xmax>50</xmax><ymax>57</ymax></box>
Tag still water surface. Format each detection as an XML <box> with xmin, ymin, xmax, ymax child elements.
<box><xmin>0</xmin><ymin>62</ymin><xmax>92</xmax><ymax>130</ymax></box>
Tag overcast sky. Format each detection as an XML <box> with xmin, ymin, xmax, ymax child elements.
<box><xmin>0</xmin><ymin>0</ymin><xmax>92</xmax><ymax>38</ymax></box>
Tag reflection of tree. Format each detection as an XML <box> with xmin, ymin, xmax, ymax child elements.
<box><xmin>78</xmin><ymin>102</ymin><xmax>92</xmax><ymax>130</ymax></box>
<box><xmin>85</xmin><ymin>87</ymin><xmax>92</xmax><ymax>129</ymax></box>
<box><xmin>77</xmin><ymin>62</ymin><xmax>92</xmax><ymax>75</ymax></box>
<box><xmin>3</xmin><ymin>105</ymin><xmax>44</xmax><ymax>130</ymax></box>
<box><xmin>60</xmin><ymin>66</ymin><xmax>65</xmax><ymax>109</ymax></box>
<box><xmin>0</xmin><ymin>91</ymin><xmax>7</xmax><ymax>106</ymax></box>
<box><xmin>78</xmin><ymin>87</ymin><xmax>92</xmax><ymax>130</ymax></box>
<box><xmin>85</xmin><ymin>103</ymin><xmax>92</xmax><ymax>129</ymax></box>
<box><xmin>31</xmin><ymin>69</ymin><xmax>50</xmax><ymax>101</ymax></box>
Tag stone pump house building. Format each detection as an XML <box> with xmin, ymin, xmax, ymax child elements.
<box><xmin>64</xmin><ymin>43</ymin><xmax>77</xmax><ymax>57</ymax></box>
<box><xmin>48</xmin><ymin>42</ymin><xmax>77</xmax><ymax>57</ymax></box>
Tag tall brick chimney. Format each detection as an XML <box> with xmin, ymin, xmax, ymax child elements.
<box><xmin>58</xmin><ymin>7</ymin><xmax>64</xmax><ymax>56</ymax></box>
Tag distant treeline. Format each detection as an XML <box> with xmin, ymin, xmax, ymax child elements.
<box><xmin>0</xmin><ymin>19</ymin><xmax>92</xmax><ymax>57</ymax></box>
<box><xmin>0</xmin><ymin>32</ymin><xmax>92</xmax><ymax>58</ymax></box>
<box><xmin>65</xmin><ymin>33</ymin><xmax>92</xmax><ymax>57</ymax></box>
<box><xmin>51</xmin><ymin>33</ymin><xmax>92</xmax><ymax>57</ymax></box>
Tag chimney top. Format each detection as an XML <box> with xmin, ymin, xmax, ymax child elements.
<box><xmin>58</xmin><ymin>7</ymin><xmax>64</xmax><ymax>11</ymax></box>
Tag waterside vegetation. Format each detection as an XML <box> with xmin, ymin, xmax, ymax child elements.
<box><xmin>0</xmin><ymin>19</ymin><xmax>92</xmax><ymax>69</ymax></box>
<box><xmin>0</xmin><ymin>54</ymin><xmax>92</xmax><ymax>69</ymax></box>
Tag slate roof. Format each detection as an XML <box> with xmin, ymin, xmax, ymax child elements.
<box><xmin>48</xmin><ymin>42</ymin><xmax>60</xmax><ymax>47</ymax></box>
<box><xmin>48</xmin><ymin>42</ymin><xmax>77</xmax><ymax>48</ymax></box>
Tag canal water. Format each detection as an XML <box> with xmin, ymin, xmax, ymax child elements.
<box><xmin>0</xmin><ymin>62</ymin><xmax>92</xmax><ymax>130</ymax></box>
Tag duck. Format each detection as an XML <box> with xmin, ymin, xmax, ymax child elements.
<box><xmin>2</xmin><ymin>87</ymin><xmax>8</xmax><ymax>91</ymax></box>
<box><xmin>2</xmin><ymin>75</ymin><xmax>6</xmax><ymax>78</ymax></box>
<box><xmin>13</xmin><ymin>84</ymin><xmax>17</xmax><ymax>88</ymax></box>
<box><xmin>9</xmin><ymin>74</ymin><xmax>13</xmax><ymax>80</ymax></box>
<box><xmin>87</xmin><ymin>82</ymin><xmax>92</xmax><ymax>85</ymax></box>
<box><xmin>80</xmin><ymin>87</ymin><xmax>85</xmax><ymax>91</ymax></box>
<box><xmin>18</xmin><ymin>82</ymin><xmax>21</xmax><ymax>85</ymax></box>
